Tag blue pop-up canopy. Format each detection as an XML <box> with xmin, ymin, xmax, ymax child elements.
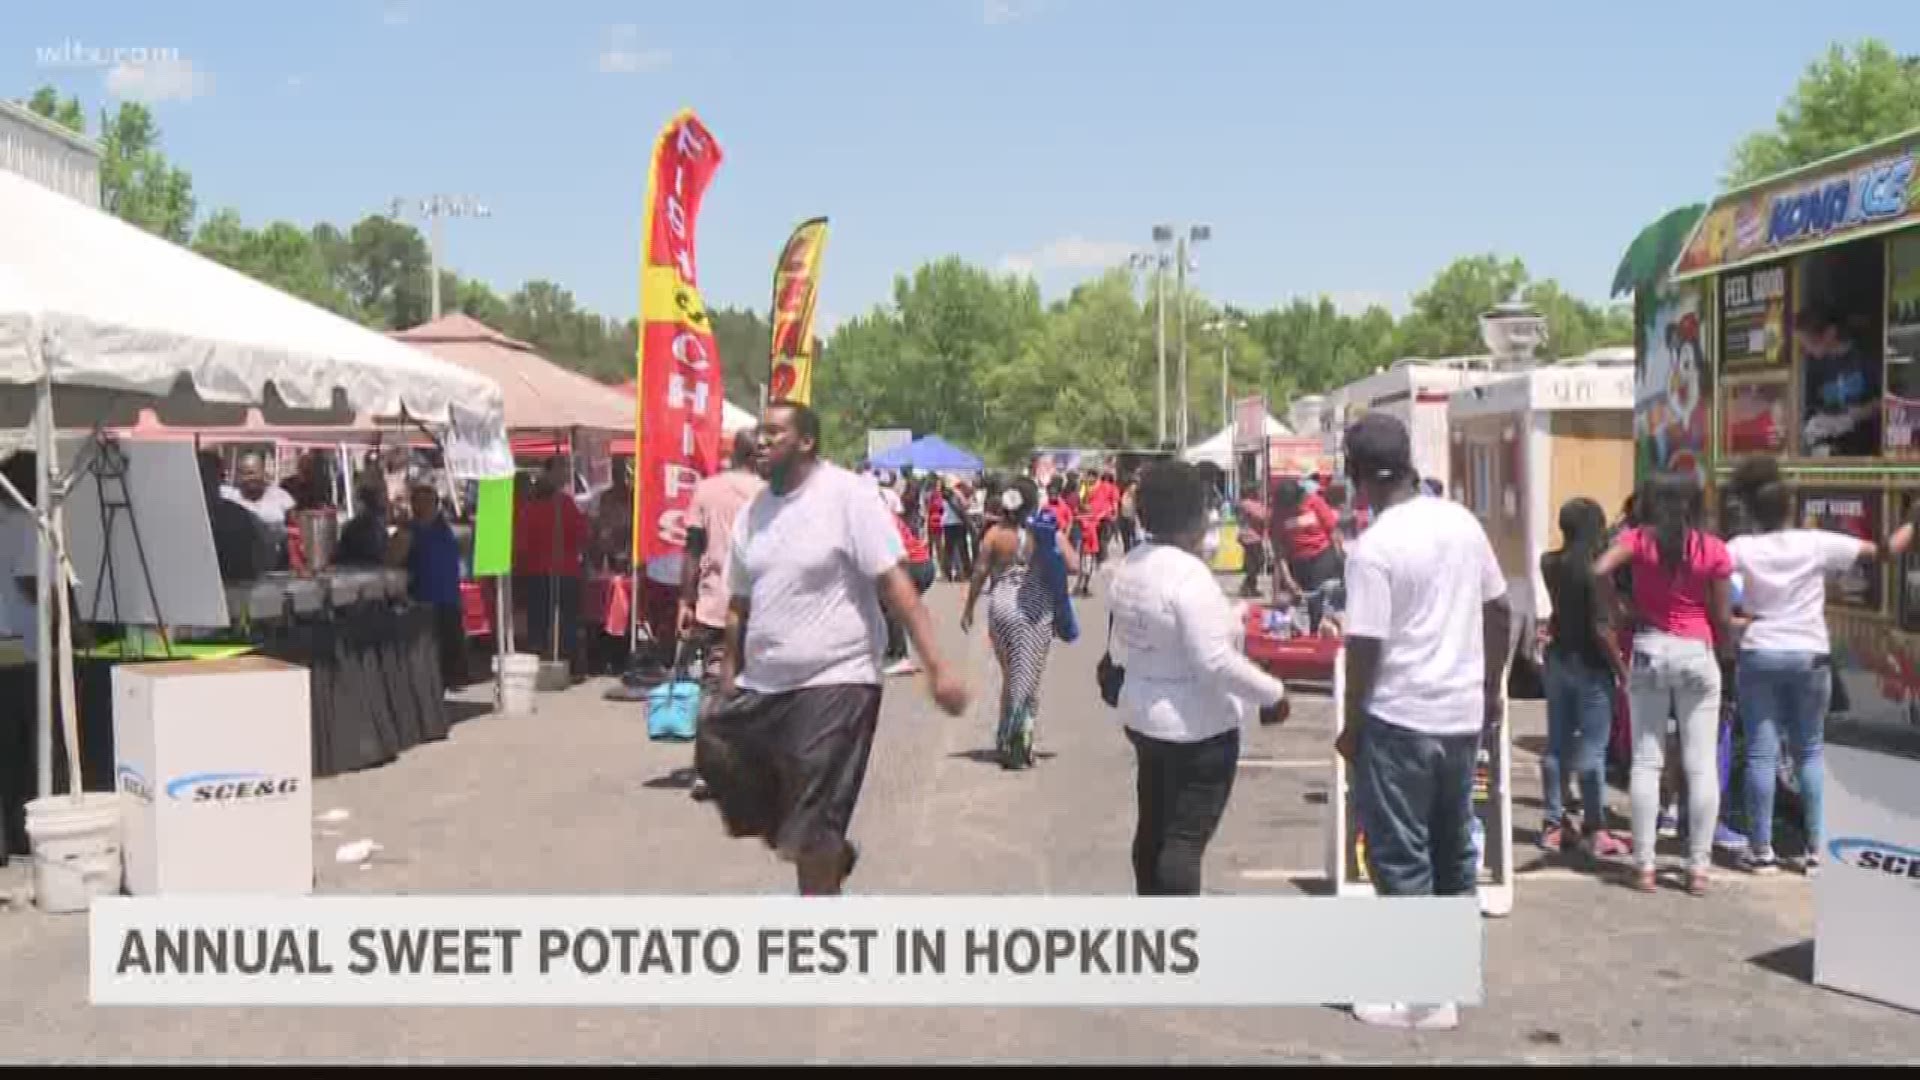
<box><xmin>870</xmin><ymin>434</ymin><xmax>983</xmax><ymax>473</ymax></box>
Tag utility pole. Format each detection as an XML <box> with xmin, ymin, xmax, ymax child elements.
<box><xmin>1155</xmin><ymin>259</ymin><xmax>1167</xmax><ymax>447</ymax></box>
<box><xmin>1176</xmin><ymin>234</ymin><xmax>1188</xmax><ymax>450</ymax></box>
<box><xmin>1173</xmin><ymin>224</ymin><xmax>1210</xmax><ymax>451</ymax></box>
<box><xmin>1204</xmin><ymin>314</ymin><xmax>1245</xmax><ymax>443</ymax></box>
<box><xmin>1133</xmin><ymin>229</ymin><xmax>1176</xmax><ymax>448</ymax></box>
<box><xmin>390</xmin><ymin>194</ymin><xmax>491</xmax><ymax>321</ymax></box>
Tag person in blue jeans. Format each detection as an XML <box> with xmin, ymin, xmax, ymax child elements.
<box><xmin>1725</xmin><ymin>457</ymin><xmax>1877</xmax><ymax>875</ymax></box>
<box><xmin>1538</xmin><ymin>498</ymin><xmax>1630</xmax><ymax>863</ymax></box>
<box><xmin>1336</xmin><ymin>413</ymin><xmax>1510</xmax><ymax>1033</ymax></box>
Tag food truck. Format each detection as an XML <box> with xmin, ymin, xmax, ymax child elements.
<box><xmin>1321</xmin><ymin>357</ymin><xmax>1503</xmax><ymax>489</ymax></box>
<box><xmin>1626</xmin><ymin>126</ymin><xmax>1920</xmax><ymax>1013</ymax></box>
<box><xmin>1447</xmin><ymin>349</ymin><xmax>1638</xmax><ymax>690</ymax></box>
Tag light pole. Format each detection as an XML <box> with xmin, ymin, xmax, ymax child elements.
<box><xmin>1174</xmin><ymin>224</ymin><xmax>1210</xmax><ymax>450</ymax></box>
<box><xmin>390</xmin><ymin>194</ymin><xmax>491</xmax><ymax>320</ymax></box>
<box><xmin>1204</xmin><ymin>314</ymin><xmax>1246</xmax><ymax>437</ymax></box>
<box><xmin>1132</xmin><ymin>225</ymin><xmax>1177</xmax><ymax>447</ymax></box>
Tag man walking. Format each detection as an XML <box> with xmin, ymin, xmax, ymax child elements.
<box><xmin>1335</xmin><ymin>413</ymin><xmax>1510</xmax><ymax>1032</ymax></box>
<box><xmin>700</xmin><ymin>401</ymin><xmax>969</xmax><ymax>896</ymax></box>
<box><xmin>679</xmin><ymin>429</ymin><xmax>764</xmax><ymax>800</ymax></box>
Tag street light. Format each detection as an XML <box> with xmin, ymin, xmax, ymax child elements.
<box><xmin>389</xmin><ymin>194</ymin><xmax>492</xmax><ymax>320</ymax></box>
<box><xmin>1174</xmin><ymin>224</ymin><xmax>1210</xmax><ymax>450</ymax></box>
<box><xmin>1203</xmin><ymin>315</ymin><xmax>1247</xmax><ymax>438</ymax></box>
<box><xmin>1130</xmin><ymin>239</ymin><xmax>1174</xmax><ymax>447</ymax></box>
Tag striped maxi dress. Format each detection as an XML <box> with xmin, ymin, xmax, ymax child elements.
<box><xmin>987</xmin><ymin>528</ymin><xmax>1055</xmax><ymax>768</ymax></box>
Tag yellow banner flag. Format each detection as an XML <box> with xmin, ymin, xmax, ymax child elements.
<box><xmin>766</xmin><ymin>217</ymin><xmax>829</xmax><ymax>405</ymax></box>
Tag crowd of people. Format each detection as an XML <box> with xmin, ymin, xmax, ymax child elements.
<box><xmin>668</xmin><ymin>397</ymin><xmax>1891</xmax><ymax>1034</ymax></box>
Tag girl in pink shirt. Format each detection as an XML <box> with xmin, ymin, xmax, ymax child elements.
<box><xmin>1594</xmin><ymin>473</ymin><xmax>1735</xmax><ymax>896</ymax></box>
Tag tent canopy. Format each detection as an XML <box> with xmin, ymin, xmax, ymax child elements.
<box><xmin>392</xmin><ymin>314</ymin><xmax>630</xmax><ymax>434</ymax></box>
<box><xmin>0</xmin><ymin>169</ymin><xmax>510</xmax><ymax>476</ymax></box>
<box><xmin>1182</xmin><ymin>414</ymin><xmax>1291</xmax><ymax>469</ymax></box>
<box><xmin>870</xmin><ymin>434</ymin><xmax>982</xmax><ymax>473</ymax></box>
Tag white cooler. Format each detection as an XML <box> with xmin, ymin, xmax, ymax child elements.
<box><xmin>112</xmin><ymin>656</ymin><xmax>314</xmax><ymax>895</ymax></box>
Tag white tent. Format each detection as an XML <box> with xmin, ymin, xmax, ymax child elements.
<box><xmin>0</xmin><ymin>167</ymin><xmax>513</xmax><ymax>807</ymax></box>
<box><xmin>1181</xmin><ymin>414</ymin><xmax>1292</xmax><ymax>470</ymax></box>
<box><xmin>0</xmin><ymin>169</ymin><xmax>509</xmax><ymax>464</ymax></box>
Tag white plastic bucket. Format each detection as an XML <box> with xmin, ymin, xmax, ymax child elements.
<box><xmin>25</xmin><ymin>792</ymin><xmax>123</xmax><ymax>913</ymax></box>
<box><xmin>498</xmin><ymin>652</ymin><xmax>540</xmax><ymax>716</ymax></box>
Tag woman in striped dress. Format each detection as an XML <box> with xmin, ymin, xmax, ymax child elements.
<box><xmin>962</xmin><ymin>477</ymin><xmax>1080</xmax><ymax>769</ymax></box>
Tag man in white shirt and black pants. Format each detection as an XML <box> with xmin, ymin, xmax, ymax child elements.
<box><xmin>699</xmin><ymin>401</ymin><xmax>969</xmax><ymax>897</ymax></box>
<box><xmin>1336</xmin><ymin>413</ymin><xmax>1510</xmax><ymax>1033</ymax></box>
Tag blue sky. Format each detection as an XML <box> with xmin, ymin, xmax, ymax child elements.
<box><xmin>7</xmin><ymin>2</ymin><xmax>1915</xmax><ymax>333</ymax></box>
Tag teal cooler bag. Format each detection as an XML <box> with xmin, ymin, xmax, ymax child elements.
<box><xmin>647</xmin><ymin>647</ymin><xmax>702</xmax><ymax>741</ymax></box>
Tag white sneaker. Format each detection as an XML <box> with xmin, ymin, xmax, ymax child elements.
<box><xmin>1352</xmin><ymin>1003</ymin><xmax>1459</xmax><ymax>1031</ymax></box>
<box><xmin>884</xmin><ymin>658</ymin><xmax>920</xmax><ymax>677</ymax></box>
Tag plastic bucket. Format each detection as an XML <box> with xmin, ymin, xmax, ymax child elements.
<box><xmin>647</xmin><ymin>680</ymin><xmax>701</xmax><ymax>741</ymax></box>
<box><xmin>25</xmin><ymin>792</ymin><xmax>123</xmax><ymax>913</ymax></box>
<box><xmin>498</xmin><ymin>652</ymin><xmax>540</xmax><ymax>716</ymax></box>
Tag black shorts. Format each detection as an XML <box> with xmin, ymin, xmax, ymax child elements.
<box><xmin>694</xmin><ymin>683</ymin><xmax>882</xmax><ymax>862</ymax></box>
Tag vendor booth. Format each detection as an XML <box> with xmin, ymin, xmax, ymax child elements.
<box><xmin>1448</xmin><ymin>350</ymin><xmax>1637</xmax><ymax>691</ymax></box>
<box><xmin>0</xmin><ymin>166</ymin><xmax>511</xmax><ymax>906</ymax></box>
<box><xmin>1625</xmin><ymin>126</ymin><xmax>1920</xmax><ymax>1013</ymax></box>
<box><xmin>392</xmin><ymin>314</ymin><xmax>637</xmax><ymax>686</ymax></box>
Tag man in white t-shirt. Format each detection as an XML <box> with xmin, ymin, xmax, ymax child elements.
<box><xmin>699</xmin><ymin>401</ymin><xmax>968</xmax><ymax>896</ymax></box>
<box><xmin>1336</xmin><ymin>413</ymin><xmax>1510</xmax><ymax>1033</ymax></box>
<box><xmin>225</xmin><ymin>453</ymin><xmax>296</xmax><ymax>566</ymax></box>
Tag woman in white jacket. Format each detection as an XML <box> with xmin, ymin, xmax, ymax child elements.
<box><xmin>1108</xmin><ymin>461</ymin><xmax>1289</xmax><ymax>895</ymax></box>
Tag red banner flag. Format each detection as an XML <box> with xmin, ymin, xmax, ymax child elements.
<box><xmin>631</xmin><ymin>110</ymin><xmax>725</xmax><ymax>571</ymax></box>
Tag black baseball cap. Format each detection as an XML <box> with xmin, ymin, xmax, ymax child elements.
<box><xmin>1343</xmin><ymin>412</ymin><xmax>1414</xmax><ymax>483</ymax></box>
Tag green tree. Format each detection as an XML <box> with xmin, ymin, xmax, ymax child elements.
<box><xmin>709</xmin><ymin>306</ymin><xmax>774</xmax><ymax>408</ymax></box>
<box><xmin>96</xmin><ymin>102</ymin><xmax>196</xmax><ymax>243</ymax></box>
<box><xmin>1395</xmin><ymin>255</ymin><xmax>1529</xmax><ymax>358</ymax></box>
<box><xmin>341</xmin><ymin>215</ymin><xmax>432</xmax><ymax>329</ymax></box>
<box><xmin>1727</xmin><ymin>39</ymin><xmax>1920</xmax><ymax>187</ymax></box>
<box><xmin>25</xmin><ymin>86</ymin><xmax>85</xmax><ymax>134</ymax></box>
<box><xmin>1521</xmin><ymin>280</ymin><xmax>1634</xmax><ymax>359</ymax></box>
<box><xmin>814</xmin><ymin>257</ymin><xmax>1045</xmax><ymax>464</ymax></box>
<box><xmin>980</xmin><ymin>269</ymin><xmax>1154</xmax><ymax>458</ymax></box>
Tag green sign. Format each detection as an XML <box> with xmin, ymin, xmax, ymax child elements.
<box><xmin>472</xmin><ymin>476</ymin><xmax>515</xmax><ymax>578</ymax></box>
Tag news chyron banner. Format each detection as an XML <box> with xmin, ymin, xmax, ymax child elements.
<box><xmin>632</xmin><ymin>109</ymin><xmax>725</xmax><ymax>570</ymax></box>
<box><xmin>767</xmin><ymin>217</ymin><xmax>829</xmax><ymax>405</ymax></box>
<box><xmin>89</xmin><ymin>895</ymin><xmax>1484</xmax><ymax>1007</ymax></box>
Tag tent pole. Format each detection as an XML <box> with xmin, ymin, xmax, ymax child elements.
<box><xmin>33</xmin><ymin>326</ymin><xmax>53</xmax><ymax>802</ymax></box>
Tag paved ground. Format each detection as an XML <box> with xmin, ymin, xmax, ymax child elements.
<box><xmin>3</xmin><ymin>576</ymin><xmax>1918</xmax><ymax>1063</ymax></box>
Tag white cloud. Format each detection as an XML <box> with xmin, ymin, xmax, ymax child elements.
<box><xmin>598</xmin><ymin>24</ymin><xmax>671</xmax><ymax>74</ymax></box>
<box><xmin>104</xmin><ymin>56</ymin><xmax>212</xmax><ymax>103</ymax></box>
<box><xmin>285</xmin><ymin>74</ymin><xmax>308</xmax><ymax>90</ymax></box>
<box><xmin>999</xmin><ymin>236</ymin><xmax>1136</xmax><ymax>277</ymax></box>
<box><xmin>381</xmin><ymin>2</ymin><xmax>411</xmax><ymax>25</ymax></box>
<box><xmin>984</xmin><ymin>0</ymin><xmax>1042</xmax><ymax>25</ymax></box>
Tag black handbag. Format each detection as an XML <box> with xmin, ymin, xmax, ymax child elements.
<box><xmin>1096</xmin><ymin>614</ymin><xmax>1125</xmax><ymax>708</ymax></box>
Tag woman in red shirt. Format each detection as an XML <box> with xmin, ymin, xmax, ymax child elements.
<box><xmin>1270</xmin><ymin>478</ymin><xmax>1343</xmax><ymax>631</ymax></box>
<box><xmin>883</xmin><ymin>490</ymin><xmax>937</xmax><ymax>676</ymax></box>
<box><xmin>1593</xmin><ymin>472</ymin><xmax>1735</xmax><ymax>896</ymax></box>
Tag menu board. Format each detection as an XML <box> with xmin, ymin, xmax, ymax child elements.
<box><xmin>1721</xmin><ymin>262</ymin><xmax>1790</xmax><ymax>367</ymax></box>
<box><xmin>1722</xmin><ymin>379</ymin><xmax>1790</xmax><ymax>453</ymax></box>
<box><xmin>1800</xmin><ymin>490</ymin><xmax>1883</xmax><ymax>611</ymax></box>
